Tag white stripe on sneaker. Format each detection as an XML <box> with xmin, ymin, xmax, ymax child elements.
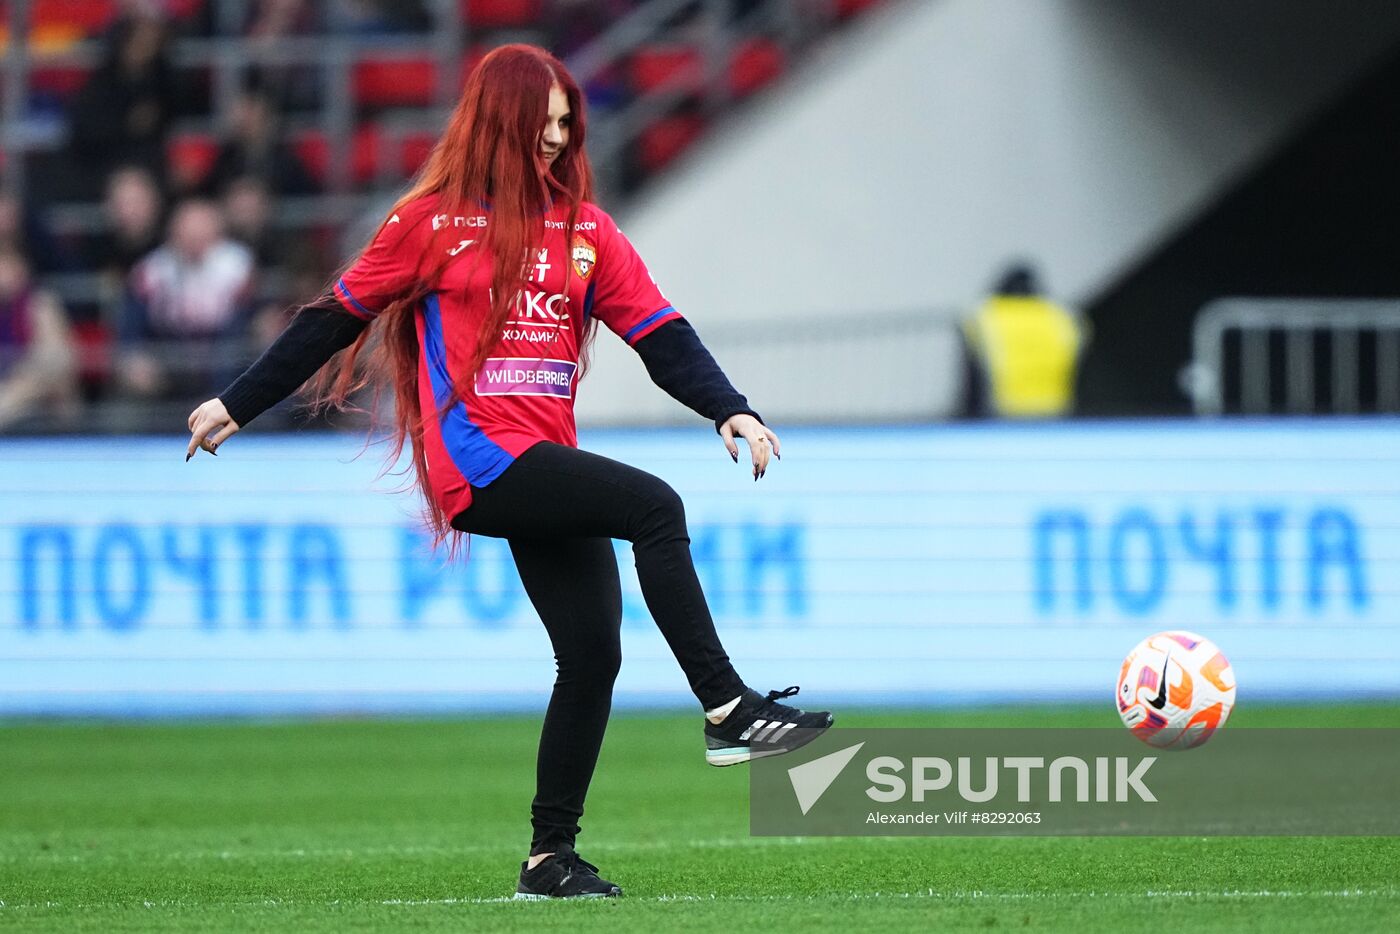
<box><xmin>751</xmin><ymin>722</ymin><xmax>782</xmax><ymax>743</ymax></box>
<box><xmin>738</xmin><ymin>719</ymin><xmax>767</xmax><ymax>741</ymax></box>
<box><xmin>769</xmin><ymin>722</ymin><xmax>799</xmax><ymax>742</ymax></box>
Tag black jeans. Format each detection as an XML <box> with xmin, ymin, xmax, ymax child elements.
<box><xmin>452</xmin><ymin>441</ymin><xmax>747</xmax><ymax>854</ymax></box>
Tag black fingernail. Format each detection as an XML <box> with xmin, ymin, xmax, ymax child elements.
<box><xmin>775</xmin><ymin>453</ymin><xmax>781</xmax><ymax>460</ymax></box>
<box><xmin>210</xmin><ymin>449</ymin><xmax>218</xmax><ymax>457</ymax></box>
<box><xmin>731</xmin><ymin>451</ymin><xmax>738</xmax><ymax>463</ymax></box>
<box><xmin>185</xmin><ymin>452</ymin><xmax>192</xmax><ymax>462</ymax></box>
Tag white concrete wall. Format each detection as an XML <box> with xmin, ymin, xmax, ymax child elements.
<box><xmin>576</xmin><ymin>0</ymin><xmax>1400</xmax><ymax>425</ymax></box>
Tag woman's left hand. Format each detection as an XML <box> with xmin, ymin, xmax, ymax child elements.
<box><xmin>719</xmin><ymin>414</ymin><xmax>780</xmax><ymax>481</ymax></box>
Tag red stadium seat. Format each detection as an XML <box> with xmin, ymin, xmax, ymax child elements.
<box><xmin>728</xmin><ymin>37</ymin><xmax>785</xmax><ymax>98</ymax></box>
<box><xmin>33</xmin><ymin>0</ymin><xmax>116</xmax><ymax>32</ymax></box>
<box><xmin>166</xmin><ymin>133</ymin><xmax>218</xmax><ymax>189</ymax></box>
<box><xmin>30</xmin><ymin>65</ymin><xmax>90</xmax><ymax>99</ymax></box>
<box><xmin>835</xmin><ymin>0</ymin><xmax>882</xmax><ymax>18</ymax></box>
<box><xmin>165</xmin><ymin>0</ymin><xmax>204</xmax><ymax>20</ymax></box>
<box><xmin>291</xmin><ymin>125</ymin><xmax>381</xmax><ymax>187</ymax></box>
<box><xmin>70</xmin><ymin>319</ymin><xmax>112</xmax><ymax>387</ymax></box>
<box><xmin>630</xmin><ymin>45</ymin><xmax>704</xmax><ymax>95</ymax></box>
<box><xmin>460</xmin><ymin>0</ymin><xmax>540</xmax><ymax>28</ymax></box>
<box><xmin>353</xmin><ymin>58</ymin><xmax>437</xmax><ymax>108</ymax></box>
<box><xmin>636</xmin><ymin>114</ymin><xmax>705</xmax><ymax>173</ymax></box>
<box><xmin>351</xmin><ymin>125</ymin><xmax>383</xmax><ymax>184</ymax></box>
<box><xmin>11</xmin><ymin>0</ymin><xmax>199</xmax><ymax>36</ymax></box>
<box><xmin>400</xmin><ymin>131</ymin><xmax>437</xmax><ymax>177</ymax></box>
<box><xmin>291</xmin><ymin>132</ymin><xmax>329</xmax><ymax>186</ymax></box>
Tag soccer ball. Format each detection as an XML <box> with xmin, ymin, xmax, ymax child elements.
<box><xmin>1116</xmin><ymin>631</ymin><xmax>1236</xmax><ymax>749</ymax></box>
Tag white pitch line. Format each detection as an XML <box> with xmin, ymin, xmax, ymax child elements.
<box><xmin>1</xmin><ymin>889</ymin><xmax>1394</xmax><ymax>912</ymax></box>
<box><xmin>456</xmin><ymin>889</ymin><xmax>1393</xmax><ymax>905</ymax></box>
<box><xmin>0</xmin><ymin>835</ymin><xmax>824</xmax><ymax>866</ymax></box>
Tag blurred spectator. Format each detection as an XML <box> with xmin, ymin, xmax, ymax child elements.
<box><xmin>247</xmin><ymin>0</ymin><xmax>321</xmax><ymax>37</ymax></box>
<box><xmin>118</xmin><ymin>0</ymin><xmax>169</xmax><ymax>17</ymax></box>
<box><xmin>223</xmin><ymin>172</ymin><xmax>327</xmax><ymax>335</ymax></box>
<box><xmin>171</xmin><ymin>0</ymin><xmax>218</xmax><ymax>38</ymax></box>
<box><xmin>246</xmin><ymin>0</ymin><xmax>326</xmax><ymax>112</ymax></box>
<box><xmin>338</xmin><ymin>0</ymin><xmax>431</xmax><ymax>34</ymax></box>
<box><xmin>550</xmin><ymin>0</ymin><xmax>634</xmax><ymax>57</ymax></box>
<box><xmin>221</xmin><ymin>175</ymin><xmax>284</xmax><ymax>267</ymax></box>
<box><xmin>203</xmin><ymin>83</ymin><xmax>319</xmax><ymax>197</ymax></box>
<box><xmin>961</xmin><ymin>263</ymin><xmax>1085</xmax><ymax>419</ymax></box>
<box><xmin>0</xmin><ymin>250</ymin><xmax>79</xmax><ymax>431</ymax></box>
<box><xmin>245</xmin><ymin>0</ymin><xmax>428</xmax><ymax>36</ymax></box>
<box><xmin>118</xmin><ymin>200</ymin><xmax>255</xmax><ymax>399</ymax></box>
<box><xmin>91</xmin><ymin>167</ymin><xmax>167</xmax><ymax>293</ymax></box>
<box><xmin>68</xmin><ymin>11</ymin><xmax>178</xmax><ymax>184</ymax></box>
<box><xmin>0</xmin><ymin>191</ymin><xmax>73</xmax><ymax>276</ymax></box>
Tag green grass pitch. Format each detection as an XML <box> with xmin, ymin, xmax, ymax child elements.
<box><xmin>2</xmin><ymin>704</ymin><xmax>1398</xmax><ymax>932</ymax></box>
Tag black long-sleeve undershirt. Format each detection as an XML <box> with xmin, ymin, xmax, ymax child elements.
<box><xmin>630</xmin><ymin>317</ymin><xmax>762</xmax><ymax>430</ymax></box>
<box><xmin>218</xmin><ymin>299</ymin><xmax>366</xmax><ymax>429</ymax></box>
<box><xmin>217</xmin><ymin>304</ymin><xmax>761</xmax><ymax>432</ymax></box>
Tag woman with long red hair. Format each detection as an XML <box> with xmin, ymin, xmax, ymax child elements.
<box><xmin>186</xmin><ymin>44</ymin><xmax>832</xmax><ymax>899</ymax></box>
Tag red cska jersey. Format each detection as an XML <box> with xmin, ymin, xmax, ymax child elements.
<box><xmin>332</xmin><ymin>195</ymin><xmax>681</xmax><ymax>520</ymax></box>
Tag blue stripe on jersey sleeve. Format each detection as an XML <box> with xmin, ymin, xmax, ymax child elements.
<box><xmin>623</xmin><ymin>306</ymin><xmax>679</xmax><ymax>344</ymax></box>
<box><xmin>421</xmin><ymin>294</ymin><xmax>516</xmax><ymax>487</ymax></box>
<box><xmin>335</xmin><ymin>279</ymin><xmax>376</xmax><ymax>320</ymax></box>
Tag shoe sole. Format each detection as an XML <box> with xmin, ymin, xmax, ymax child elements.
<box><xmin>705</xmin><ymin>720</ymin><xmax>833</xmax><ymax>767</ymax></box>
<box><xmin>512</xmin><ymin>890</ymin><xmax>621</xmax><ymax>900</ymax></box>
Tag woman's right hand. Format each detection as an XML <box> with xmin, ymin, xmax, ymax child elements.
<box><xmin>186</xmin><ymin>398</ymin><xmax>240</xmax><ymax>461</ymax></box>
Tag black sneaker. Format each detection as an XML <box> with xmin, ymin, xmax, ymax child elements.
<box><xmin>704</xmin><ymin>686</ymin><xmax>834</xmax><ymax>767</ymax></box>
<box><xmin>512</xmin><ymin>844</ymin><xmax>622</xmax><ymax>900</ymax></box>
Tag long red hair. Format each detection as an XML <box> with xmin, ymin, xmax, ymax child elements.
<box><xmin>310</xmin><ymin>44</ymin><xmax>595</xmax><ymax>547</ymax></box>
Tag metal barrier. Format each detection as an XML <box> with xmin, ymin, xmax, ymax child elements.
<box><xmin>0</xmin><ymin>304</ymin><xmax>962</xmax><ymax>435</ymax></box>
<box><xmin>1188</xmin><ymin>298</ymin><xmax>1400</xmax><ymax>415</ymax></box>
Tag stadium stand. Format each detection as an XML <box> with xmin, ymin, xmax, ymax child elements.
<box><xmin>0</xmin><ymin>0</ymin><xmax>885</xmax><ymax>433</ymax></box>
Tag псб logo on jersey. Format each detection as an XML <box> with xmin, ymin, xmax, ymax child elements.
<box><xmin>571</xmin><ymin>237</ymin><xmax>596</xmax><ymax>279</ymax></box>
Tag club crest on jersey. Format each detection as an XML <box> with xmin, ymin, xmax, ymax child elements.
<box><xmin>571</xmin><ymin>237</ymin><xmax>597</xmax><ymax>280</ymax></box>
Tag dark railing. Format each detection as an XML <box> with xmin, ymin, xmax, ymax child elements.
<box><xmin>1188</xmin><ymin>298</ymin><xmax>1400</xmax><ymax>415</ymax></box>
